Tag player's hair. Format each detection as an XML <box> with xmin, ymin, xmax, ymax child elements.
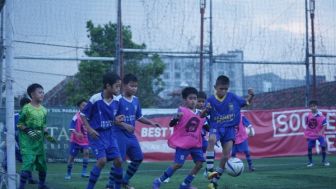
<box><xmin>76</xmin><ymin>99</ymin><xmax>87</xmax><ymax>107</ymax></box>
<box><xmin>27</xmin><ymin>83</ymin><xmax>43</xmax><ymax>98</ymax></box>
<box><xmin>103</xmin><ymin>72</ymin><xmax>121</xmax><ymax>89</ymax></box>
<box><xmin>123</xmin><ymin>73</ymin><xmax>138</xmax><ymax>84</ymax></box>
<box><xmin>215</xmin><ymin>75</ymin><xmax>230</xmax><ymax>86</ymax></box>
<box><xmin>197</xmin><ymin>91</ymin><xmax>207</xmax><ymax>99</ymax></box>
<box><xmin>309</xmin><ymin>100</ymin><xmax>318</xmax><ymax>106</ymax></box>
<box><xmin>182</xmin><ymin>87</ymin><xmax>198</xmax><ymax>99</ymax></box>
<box><xmin>19</xmin><ymin>97</ymin><xmax>31</xmax><ymax>108</ymax></box>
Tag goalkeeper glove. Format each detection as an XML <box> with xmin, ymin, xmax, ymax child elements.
<box><xmin>44</xmin><ymin>131</ymin><xmax>57</xmax><ymax>144</ymax></box>
<box><xmin>23</xmin><ymin>128</ymin><xmax>41</xmax><ymax>140</ymax></box>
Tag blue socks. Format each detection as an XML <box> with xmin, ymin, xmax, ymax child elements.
<box><xmin>38</xmin><ymin>171</ymin><xmax>47</xmax><ymax>187</ymax></box>
<box><xmin>124</xmin><ymin>160</ymin><xmax>142</xmax><ymax>184</ymax></box>
<box><xmin>19</xmin><ymin>170</ymin><xmax>29</xmax><ymax>189</ymax></box>
<box><xmin>182</xmin><ymin>174</ymin><xmax>195</xmax><ymax>186</ymax></box>
<box><xmin>159</xmin><ymin>167</ymin><xmax>175</xmax><ymax>182</ymax></box>
<box><xmin>87</xmin><ymin>166</ymin><xmax>101</xmax><ymax>189</ymax></box>
<box><xmin>83</xmin><ymin>158</ymin><xmax>89</xmax><ymax>173</ymax></box>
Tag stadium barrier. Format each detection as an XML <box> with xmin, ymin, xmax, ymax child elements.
<box><xmin>0</xmin><ymin>107</ymin><xmax>335</xmax><ymax>162</ymax></box>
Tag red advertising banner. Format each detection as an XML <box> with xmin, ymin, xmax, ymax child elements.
<box><xmin>135</xmin><ymin>108</ymin><xmax>336</xmax><ymax>161</ymax></box>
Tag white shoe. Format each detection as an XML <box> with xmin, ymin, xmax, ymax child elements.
<box><xmin>163</xmin><ymin>177</ymin><xmax>170</xmax><ymax>183</ymax></box>
<box><xmin>203</xmin><ymin>170</ymin><xmax>208</xmax><ymax>178</ymax></box>
<box><xmin>323</xmin><ymin>161</ymin><xmax>330</xmax><ymax>167</ymax></box>
<box><xmin>307</xmin><ymin>163</ymin><xmax>314</xmax><ymax>167</ymax></box>
<box><xmin>64</xmin><ymin>175</ymin><xmax>71</xmax><ymax>180</ymax></box>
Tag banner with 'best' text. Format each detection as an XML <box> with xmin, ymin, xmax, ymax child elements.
<box><xmin>135</xmin><ymin>108</ymin><xmax>336</xmax><ymax>161</ymax></box>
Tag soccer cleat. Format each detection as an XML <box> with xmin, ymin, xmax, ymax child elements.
<box><xmin>248</xmin><ymin>166</ymin><xmax>255</xmax><ymax>172</ymax></box>
<box><xmin>203</xmin><ymin>170</ymin><xmax>208</xmax><ymax>178</ymax></box>
<box><xmin>105</xmin><ymin>185</ymin><xmax>114</xmax><ymax>189</ymax></box>
<box><xmin>81</xmin><ymin>172</ymin><xmax>89</xmax><ymax>178</ymax></box>
<box><xmin>38</xmin><ymin>185</ymin><xmax>50</xmax><ymax>189</ymax></box>
<box><xmin>179</xmin><ymin>184</ymin><xmax>197</xmax><ymax>189</ymax></box>
<box><xmin>307</xmin><ymin>163</ymin><xmax>314</xmax><ymax>167</ymax></box>
<box><xmin>323</xmin><ymin>161</ymin><xmax>330</xmax><ymax>167</ymax></box>
<box><xmin>207</xmin><ymin>182</ymin><xmax>218</xmax><ymax>189</ymax></box>
<box><xmin>123</xmin><ymin>184</ymin><xmax>135</xmax><ymax>189</ymax></box>
<box><xmin>64</xmin><ymin>174</ymin><xmax>71</xmax><ymax>180</ymax></box>
<box><xmin>28</xmin><ymin>179</ymin><xmax>38</xmax><ymax>184</ymax></box>
<box><xmin>152</xmin><ymin>178</ymin><xmax>161</xmax><ymax>189</ymax></box>
<box><xmin>207</xmin><ymin>171</ymin><xmax>219</xmax><ymax>180</ymax></box>
<box><xmin>163</xmin><ymin>177</ymin><xmax>170</xmax><ymax>183</ymax></box>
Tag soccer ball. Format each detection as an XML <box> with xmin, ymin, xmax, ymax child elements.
<box><xmin>225</xmin><ymin>157</ymin><xmax>244</xmax><ymax>177</ymax></box>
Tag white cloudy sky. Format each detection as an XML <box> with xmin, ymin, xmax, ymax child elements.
<box><xmin>7</xmin><ymin>0</ymin><xmax>336</xmax><ymax>95</ymax></box>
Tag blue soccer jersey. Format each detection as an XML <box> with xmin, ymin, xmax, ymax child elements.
<box><xmin>207</xmin><ymin>92</ymin><xmax>247</xmax><ymax>128</ymax></box>
<box><xmin>81</xmin><ymin>92</ymin><xmax>119</xmax><ymax>130</ymax></box>
<box><xmin>113</xmin><ymin>96</ymin><xmax>143</xmax><ymax>137</ymax></box>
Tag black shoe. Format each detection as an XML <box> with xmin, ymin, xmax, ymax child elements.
<box><xmin>38</xmin><ymin>185</ymin><xmax>50</xmax><ymax>189</ymax></box>
<box><xmin>28</xmin><ymin>179</ymin><xmax>38</xmax><ymax>184</ymax></box>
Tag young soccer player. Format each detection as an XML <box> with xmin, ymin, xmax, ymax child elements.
<box><xmin>200</xmin><ymin>92</ymin><xmax>218</xmax><ymax>178</ymax></box>
<box><xmin>108</xmin><ymin>73</ymin><xmax>162</xmax><ymax>189</ymax></box>
<box><xmin>195</xmin><ymin>91</ymin><xmax>212</xmax><ymax>177</ymax></box>
<box><xmin>231</xmin><ymin>114</ymin><xmax>255</xmax><ymax>172</ymax></box>
<box><xmin>81</xmin><ymin>72</ymin><xmax>128</xmax><ymax>189</ymax></box>
<box><xmin>2</xmin><ymin>97</ymin><xmax>37</xmax><ymax>184</ymax></box>
<box><xmin>304</xmin><ymin>100</ymin><xmax>330</xmax><ymax>167</ymax></box>
<box><xmin>196</xmin><ymin>91</ymin><xmax>209</xmax><ymax>154</ymax></box>
<box><xmin>200</xmin><ymin>75</ymin><xmax>254</xmax><ymax>189</ymax></box>
<box><xmin>65</xmin><ymin>99</ymin><xmax>90</xmax><ymax>180</ymax></box>
<box><xmin>152</xmin><ymin>87</ymin><xmax>206</xmax><ymax>189</ymax></box>
<box><xmin>17</xmin><ymin>83</ymin><xmax>57</xmax><ymax>189</ymax></box>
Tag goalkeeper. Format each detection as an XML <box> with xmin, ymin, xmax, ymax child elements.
<box><xmin>17</xmin><ymin>83</ymin><xmax>56</xmax><ymax>189</ymax></box>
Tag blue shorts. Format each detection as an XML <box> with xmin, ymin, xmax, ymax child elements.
<box><xmin>69</xmin><ymin>142</ymin><xmax>89</xmax><ymax>157</ymax></box>
<box><xmin>202</xmin><ymin>138</ymin><xmax>208</xmax><ymax>153</ymax></box>
<box><xmin>114</xmin><ymin>132</ymin><xmax>143</xmax><ymax>161</ymax></box>
<box><xmin>232</xmin><ymin>140</ymin><xmax>249</xmax><ymax>154</ymax></box>
<box><xmin>174</xmin><ymin>147</ymin><xmax>205</xmax><ymax>165</ymax></box>
<box><xmin>89</xmin><ymin>129</ymin><xmax>121</xmax><ymax>161</ymax></box>
<box><xmin>307</xmin><ymin>136</ymin><xmax>327</xmax><ymax>149</ymax></box>
<box><xmin>217</xmin><ymin>126</ymin><xmax>236</xmax><ymax>144</ymax></box>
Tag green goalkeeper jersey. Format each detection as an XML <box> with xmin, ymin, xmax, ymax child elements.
<box><xmin>18</xmin><ymin>103</ymin><xmax>47</xmax><ymax>155</ymax></box>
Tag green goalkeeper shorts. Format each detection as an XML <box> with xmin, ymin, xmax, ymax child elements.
<box><xmin>21</xmin><ymin>153</ymin><xmax>47</xmax><ymax>172</ymax></box>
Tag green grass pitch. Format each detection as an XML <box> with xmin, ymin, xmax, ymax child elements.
<box><xmin>20</xmin><ymin>155</ymin><xmax>336</xmax><ymax>189</ymax></box>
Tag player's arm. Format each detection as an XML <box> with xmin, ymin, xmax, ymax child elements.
<box><xmin>17</xmin><ymin>107</ymin><xmax>41</xmax><ymax>140</ymax></box>
<box><xmin>203</xmin><ymin>122</ymin><xmax>210</xmax><ymax>132</ymax></box>
<box><xmin>138</xmin><ymin>117</ymin><xmax>161</xmax><ymax>128</ymax></box>
<box><xmin>114</xmin><ymin>115</ymin><xmax>135</xmax><ymax>133</ymax></box>
<box><xmin>80</xmin><ymin>113</ymin><xmax>100</xmax><ymax>139</ymax></box>
<box><xmin>169</xmin><ymin>109</ymin><xmax>183</xmax><ymax>127</ymax></box>
<box><xmin>242</xmin><ymin>116</ymin><xmax>255</xmax><ymax>136</ymax></box>
<box><xmin>200</xmin><ymin>103</ymin><xmax>211</xmax><ymax>118</ymax></box>
<box><xmin>41</xmin><ymin>110</ymin><xmax>57</xmax><ymax>143</ymax></box>
<box><xmin>246</xmin><ymin>88</ymin><xmax>254</xmax><ymax>105</ymax></box>
<box><xmin>44</xmin><ymin>128</ymin><xmax>57</xmax><ymax>144</ymax></box>
<box><xmin>69</xmin><ymin>117</ymin><xmax>83</xmax><ymax>139</ymax></box>
<box><xmin>318</xmin><ymin>117</ymin><xmax>328</xmax><ymax>136</ymax></box>
<box><xmin>80</xmin><ymin>100</ymin><xmax>100</xmax><ymax>139</ymax></box>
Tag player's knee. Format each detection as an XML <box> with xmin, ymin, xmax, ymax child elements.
<box><xmin>113</xmin><ymin>158</ymin><xmax>123</xmax><ymax>167</ymax></box>
<box><xmin>208</xmin><ymin>136</ymin><xmax>217</xmax><ymax>144</ymax></box>
<box><xmin>97</xmin><ymin>159</ymin><xmax>107</xmax><ymax>167</ymax></box>
<box><xmin>173</xmin><ymin>163</ymin><xmax>183</xmax><ymax>170</ymax></box>
<box><xmin>195</xmin><ymin>162</ymin><xmax>203</xmax><ymax>170</ymax></box>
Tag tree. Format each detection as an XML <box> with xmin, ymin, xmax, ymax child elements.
<box><xmin>66</xmin><ymin>21</ymin><xmax>165</xmax><ymax>107</ymax></box>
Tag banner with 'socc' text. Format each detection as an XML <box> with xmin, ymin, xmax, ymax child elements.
<box><xmin>135</xmin><ymin>108</ymin><xmax>336</xmax><ymax>161</ymax></box>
